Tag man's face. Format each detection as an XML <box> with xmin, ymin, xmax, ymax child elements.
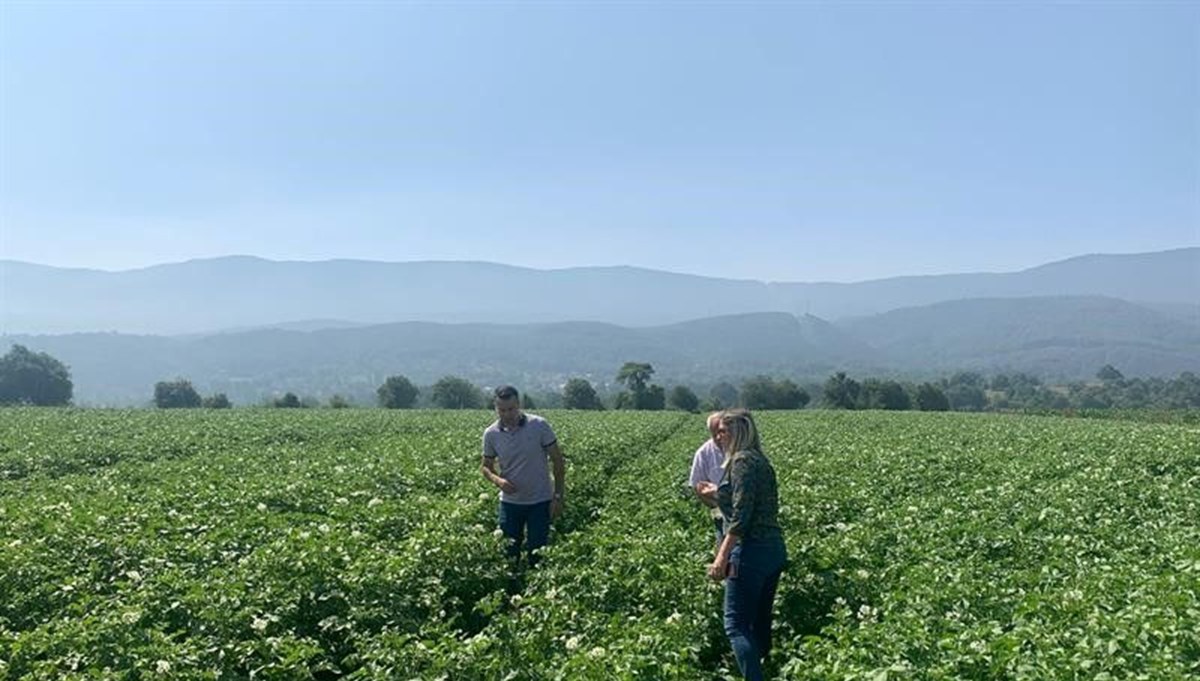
<box><xmin>496</xmin><ymin>397</ymin><xmax>521</xmax><ymax>428</ymax></box>
<box><xmin>711</xmin><ymin>422</ymin><xmax>729</xmax><ymax>450</ymax></box>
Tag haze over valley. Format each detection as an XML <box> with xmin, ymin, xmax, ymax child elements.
<box><xmin>3</xmin><ymin>249</ymin><xmax>1196</xmax><ymax>405</ymax></box>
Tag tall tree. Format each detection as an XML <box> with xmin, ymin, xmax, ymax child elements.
<box><xmin>822</xmin><ymin>372</ymin><xmax>861</xmax><ymax>410</ymax></box>
<box><xmin>668</xmin><ymin>385</ymin><xmax>700</xmax><ymax>412</ymax></box>
<box><xmin>1166</xmin><ymin>372</ymin><xmax>1200</xmax><ymax>408</ymax></box>
<box><xmin>273</xmin><ymin>392</ymin><xmax>303</xmax><ymax>408</ymax></box>
<box><xmin>641</xmin><ymin>384</ymin><xmax>667</xmax><ymax>411</ymax></box>
<box><xmin>741</xmin><ymin>376</ymin><xmax>810</xmax><ymax>410</ymax></box>
<box><xmin>1096</xmin><ymin>364</ymin><xmax>1125</xmax><ymax>382</ymax></box>
<box><xmin>202</xmin><ymin>393</ymin><xmax>232</xmax><ymax>409</ymax></box>
<box><xmin>562</xmin><ymin>378</ymin><xmax>602</xmax><ymax>410</ymax></box>
<box><xmin>615</xmin><ymin>362</ymin><xmax>655</xmax><ymax>394</ymax></box>
<box><xmin>154</xmin><ymin>379</ymin><xmax>201</xmax><ymax>409</ymax></box>
<box><xmin>859</xmin><ymin>379</ymin><xmax>911</xmax><ymax>411</ymax></box>
<box><xmin>914</xmin><ymin>383</ymin><xmax>950</xmax><ymax>411</ymax></box>
<box><xmin>616</xmin><ymin>362</ymin><xmax>663</xmax><ymax>410</ymax></box>
<box><xmin>377</xmin><ymin>375</ymin><xmax>419</xmax><ymax>409</ymax></box>
<box><xmin>709</xmin><ymin>381</ymin><xmax>739</xmax><ymax>409</ymax></box>
<box><xmin>773</xmin><ymin>379</ymin><xmax>811</xmax><ymax>410</ymax></box>
<box><xmin>944</xmin><ymin>383</ymin><xmax>987</xmax><ymax>412</ymax></box>
<box><xmin>947</xmin><ymin>371</ymin><xmax>986</xmax><ymax>390</ymax></box>
<box><xmin>430</xmin><ymin>375</ymin><xmax>484</xmax><ymax>409</ymax></box>
<box><xmin>0</xmin><ymin>344</ymin><xmax>73</xmax><ymax>406</ymax></box>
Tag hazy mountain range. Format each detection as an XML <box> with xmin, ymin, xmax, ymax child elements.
<box><xmin>4</xmin><ymin>248</ymin><xmax>1197</xmax><ymax>333</ymax></box>
<box><xmin>1</xmin><ymin>249</ymin><xmax>1197</xmax><ymax>405</ymax></box>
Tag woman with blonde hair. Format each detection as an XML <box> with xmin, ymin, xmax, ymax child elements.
<box><xmin>707</xmin><ymin>409</ymin><xmax>786</xmax><ymax>680</ymax></box>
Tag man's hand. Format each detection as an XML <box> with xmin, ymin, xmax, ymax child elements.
<box><xmin>481</xmin><ymin>457</ymin><xmax>515</xmax><ymax>494</ymax></box>
<box><xmin>695</xmin><ymin>481</ymin><xmax>718</xmax><ymax>506</ymax></box>
<box><xmin>547</xmin><ymin>442</ymin><xmax>565</xmax><ymax>520</ymax></box>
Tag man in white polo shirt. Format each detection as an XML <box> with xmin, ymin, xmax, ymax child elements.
<box><xmin>481</xmin><ymin>385</ymin><xmax>565</xmax><ymax>568</ymax></box>
<box><xmin>689</xmin><ymin>411</ymin><xmax>728</xmax><ymax>545</ymax></box>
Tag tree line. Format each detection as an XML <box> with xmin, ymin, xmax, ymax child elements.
<box><xmin>2</xmin><ymin>345</ymin><xmax>1197</xmax><ymax>412</ymax></box>
<box><xmin>816</xmin><ymin>366</ymin><xmax>1200</xmax><ymax>412</ymax></box>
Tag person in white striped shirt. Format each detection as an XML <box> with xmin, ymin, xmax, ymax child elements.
<box><xmin>689</xmin><ymin>411</ymin><xmax>729</xmax><ymax>545</ymax></box>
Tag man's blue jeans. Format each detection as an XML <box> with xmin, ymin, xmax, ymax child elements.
<box><xmin>498</xmin><ymin>500</ymin><xmax>551</xmax><ymax>566</ymax></box>
<box><xmin>724</xmin><ymin>537</ymin><xmax>787</xmax><ymax>681</ymax></box>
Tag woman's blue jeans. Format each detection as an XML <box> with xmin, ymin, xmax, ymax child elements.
<box><xmin>724</xmin><ymin>537</ymin><xmax>787</xmax><ymax>681</ymax></box>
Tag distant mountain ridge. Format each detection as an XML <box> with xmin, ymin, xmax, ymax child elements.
<box><xmin>3</xmin><ymin>249</ymin><xmax>1196</xmax><ymax>404</ymax></box>
<box><xmin>5</xmin><ymin>296</ymin><xmax>1198</xmax><ymax>406</ymax></box>
<box><xmin>2</xmin><ymin>248</ymin><xmax>1196</xmax><ymax>335</ymax></box>
<box><xmin>844</xmin><ymin>296</ymin><xmax>1200</xmax><ymax>378</ymax></box>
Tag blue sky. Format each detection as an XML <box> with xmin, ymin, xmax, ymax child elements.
<box><xmin>1</xmin><ymin>1</ymin><xmax>1196</xmax><ymax>282</ymax></box>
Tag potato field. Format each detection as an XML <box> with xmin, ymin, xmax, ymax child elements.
<box><xmin>1</xmin><ymin>409</ymin><xmax>1197</xmax><ymax>679</ymax></box>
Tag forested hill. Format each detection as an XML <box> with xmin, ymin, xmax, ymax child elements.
<box><xmin>843</xmin><ymin>296</ymin><xmax>1200</xmax><ymax>378</ymax></box>
<box><xmin>5</xmin><ymin>296</ymin><xmax>1198</xmax><ymax>405</ymax></box>
<box><xmin>2</xmin><ymin>248</ymin><xmax>1196</xmax><ymax>334</ymax></box>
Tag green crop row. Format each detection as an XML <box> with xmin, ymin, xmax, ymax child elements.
<box><xmin>1</xmin><ymin>409</ymin><xmax>1196</xmax><ymax>679</ymax></box>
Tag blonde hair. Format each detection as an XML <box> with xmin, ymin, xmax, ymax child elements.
<box><xmin>706</xmin><ymin>411</ymin><xmax>722</xmax><ymax>437</ymax></box>
<box><xmin>719</xmin><ymin>408</ymin><xmax>761</xmax><ymax>468</ymax></box>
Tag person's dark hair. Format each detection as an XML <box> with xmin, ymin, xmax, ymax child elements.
<box><xmin>494</xmin><ymin>385</ymin><xmax>520</xmax><ymax>402</ymax></box>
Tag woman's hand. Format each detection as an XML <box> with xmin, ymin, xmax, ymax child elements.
<box><xmin>709</xmin><ymin>533</ymin><xmax>738</xmax><ymax>582</ymax></box>
<box><xmin>707</xmin><ymin>555</ymin><xmax>727</xmax><ymax>582</ymax></box>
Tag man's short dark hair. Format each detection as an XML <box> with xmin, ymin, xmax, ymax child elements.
<box><xmin>494</xmin><ymin>385</ymin><xmax>520</xmax><ymax>402</ymax></box>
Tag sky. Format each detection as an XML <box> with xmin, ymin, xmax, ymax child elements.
<box><xmin>0</xmin><ymin>1</ymin><xmax>1196</xmax><ymax>283</ymax></box>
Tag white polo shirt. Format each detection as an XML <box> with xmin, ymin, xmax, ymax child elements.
<box><xmin>688</xmin><ymin>438</ymin><xmax>725</xmax><ymax>519</ymax></box>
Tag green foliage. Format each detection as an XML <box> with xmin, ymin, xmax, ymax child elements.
<box><xmin>1</xmin><ymin>410</ymin><xmax>1196</xmax><ymax>678</ymax></box>
<box><xmin>153</xmin><ymin>378</ymin><xmax>201</xmax><ymax>409</ymax></box>
<box><xmin>615</xmin><ymin>362</ymin><xmax>654</xmax><ymax>394</ymax></box>
<box><xmin>642</xmin><ymin>384</ymin><xmax>666</xmax><ymax>410</ymax></box>
<box><xmin>202</xmin><ymin>393</ymin><xmax>232</xmax><ymax>409</ymax></box>
<box><xmin>857</xmin><ymin>378</ymin><xmax>910</xmax><ymax>411</ymax></box>
<box><xmin>988</xmin><ymin>372</ymin><xmax>1068</xmax><ymax>410</ymax></box>
<box><xmin>948</xmin><ymin>370</ymin><xmax>987</xmax><ymax>389</ymax></box>
<box><xmin>376</xmin><ymin>375</ymin><xmax>419</xmax><ymax>409</ymax></box>
<box><xmin>807</xmin><ymin>367</ymin><xmax>1199</xmax><ymax>415</ymax></box>
<box><xmin>945</xmin><ymin>383</ymin><xmax>987</xmax><ymax>412</ymax></box>
<box><xmin>328</xmin><ymin>394</ymin><xmax>352</xmax><ymax>409</ymax></box>
<box><xmin>741</xmin><ymin>375</ymin><xmax>810</xmax><ymax>410</ymax></box>
<box><xmin>667</xmin><ymin>385</ymin><xmax>700</xmax><ymax>412</ymax></box>
<box><xmin>1097</xmin><ymin>364</ymin><xmax>1125</xmax><ymax>382</ymax></box>
<box><xmin>708</xmin><ymin>381</ymin><xmax>739</xmax><ymax>409</ymax></box>
<box><xmin>617</xmin><ymin>384</ymin><xmax>666</xmax><ymax>410</ymax></box>
<box><xmin>0</xmin><ymin>344</ymin><xmax>73</xmax><ymax>406</ymax></box>
<box><xmin>914</xmin><ymin>382</ymin><xmax>950</xmax><ymax>411</ymax></box>
<box><xmin>562</xmin><ymin>378</ymin><xmax>603</xmax><ymax>410</ymax></box>
<box><xmin>1063</xmin><ymin>372</ymin><xmax>1200</xmax><ymax>410</ymax></box>
<box><xmin>430</xmin><ymin>375</ymin><xmax>484</xmax><ymax>409</ymax></box>
<box><xmin>614</xmin><ymin>362</ymin><xmax>664</xmax><ymax>410</ymax></box>
<box><xmin>822</xmin><ymin>372</ymin><xmax>861</xmax><ymax>409</ymax></box>
<box><xmin>273</xmin><ymin>392</ymin><xmax>303</xmax><ymax>409</ymax></box>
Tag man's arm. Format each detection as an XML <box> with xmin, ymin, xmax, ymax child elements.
<box><xmin>694</xmin><ymin>481</ymin><xmax>718</xmax><ymax>507</ymax></box>
<box><xmin>690</xmin><ymin>441</ymin><xmax>720</xmax><ymax>507</ymax></box>
<box><xmin>481</xmin><ymin>456</ymin><xmax>516</xmax><ymax>493</ymax></box>
<box><xmin>546</xmin><ymin>442</ymin><xmax>565</xmax><ymax>518</ymax></box>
